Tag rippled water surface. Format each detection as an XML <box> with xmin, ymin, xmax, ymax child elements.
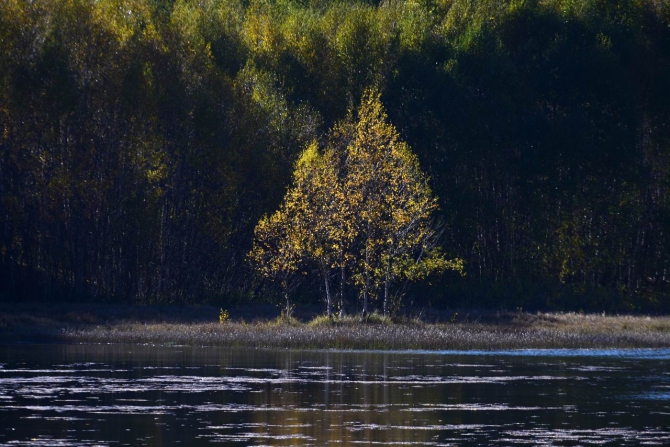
<box><xmin>1</xmin><ymin>344</ymin><xmax>670</xmax><ymax>446</ymax></box>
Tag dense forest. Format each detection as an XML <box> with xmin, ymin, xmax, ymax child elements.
<box><xmin>1</xmin><ymin>0</ymin><xmax>669</xmax><ymax>313</ymax></box>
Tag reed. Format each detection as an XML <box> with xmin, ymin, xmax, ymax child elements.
<box><xmin>3</xmin><ymin>303</ymin><xmax>670</xmax><ymax>350</ymax></box>
<box><xmin>60</xmin><ymin>317</ymin><xmax>670</xmax><ymax>350</ymax></box>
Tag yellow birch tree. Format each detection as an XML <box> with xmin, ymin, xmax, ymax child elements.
<box><xmin>249</xmin><ymin>88</ymin><xmax>462</xmax><ymax>318</ymax></box>
<box><xmin>288</xmin><ymin>143</ymin><xmax>342</xmax><ymax>317</ymax></box>
<box><xmin>344</xmin><ymin>88</ymin><xmax>460</xmax><ymax>317</ymax></box>
<box><xmin>248</xmin><ymin>205</ymin><xmax>304</xmax><ymax>318</ymax></box>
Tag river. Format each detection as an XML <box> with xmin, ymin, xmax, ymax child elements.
<box><xmin>1</xmin><ymin>344</ymin><xmax>669</xmax><ymax>445</ymax></box>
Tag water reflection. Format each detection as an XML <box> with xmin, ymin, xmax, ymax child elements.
<box><xmin>0</xmin><ymin>345</ymin><xmax>669</xmax><ymax>445</ymax></box>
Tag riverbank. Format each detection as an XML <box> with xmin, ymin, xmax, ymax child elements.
<box><xmin>2</xmin><ymin>303</ymin><xmax>670</xmax><ymax>350</ymax></box>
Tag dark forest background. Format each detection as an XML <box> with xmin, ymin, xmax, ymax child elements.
<box><xmin>1</xmin><ymin>0</ymin><xmax>669</xmax><ymax>312</ymax></box>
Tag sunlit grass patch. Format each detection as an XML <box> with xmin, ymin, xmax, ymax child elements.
<box><xmin>363</xmin><ymin>312</ymin><xmax>393</xmax><ymax>325</ymax></box>
<box><xmin>307</xmin><ymin>315</ymin><xmax>335</xmax><ymax>327</ymax></box>
<box><xmin>308</xmin><ymin>313</ymin><xmax>394</xmax><ymax>327</ymax></box>
<box><xmin>269</xmin><ymin>314</ymin><xmax>302</xmax><ymax>327</ymax></box>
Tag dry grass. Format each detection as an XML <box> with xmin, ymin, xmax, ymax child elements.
<box><xmin>518</xmin><ymin>311</ymin><xmax>670</xmax><ymax>334</ymax></box>
<box><xmin>60</xmin><ymin>313</ymin><xmax>670</xmax><ymax>350</ymax></box>
<box><xmin>3</xmin><ymin>303</ymin><xmax>670</xmax><ymax>350</ymax></box>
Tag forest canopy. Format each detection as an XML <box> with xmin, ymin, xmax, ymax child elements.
<box><xmin>1</xmin><ymin>0</ymin><xmax>669</xmax><ymax>312</ymax></box>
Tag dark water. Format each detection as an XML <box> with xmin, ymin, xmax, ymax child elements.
<box><xmin>1</xmin><ymin>344</ymin><xmax>670</xmax><ymax>446</ymax></box>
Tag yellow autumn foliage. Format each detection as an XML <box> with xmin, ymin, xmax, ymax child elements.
<box><xmin>249</xmin><ymin>88</ymin><xmax>463</xmax><ymax>317</ymax></box>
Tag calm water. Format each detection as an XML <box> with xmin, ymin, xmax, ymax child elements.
<box><xmin>1</xmin><ymin>344</ymin><xmax>669</xmax><ymax>446</ymax></box>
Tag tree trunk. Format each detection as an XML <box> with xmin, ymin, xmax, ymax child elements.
<box><xmin>284</xmin><ymin>291</ymin><xmax>291</xmax><ymax>318</ymax></box>
<box><xmin>339</xmin><ymin>264</ymin><xmax>346</xmax><ymax>318</ymax></box>
<box><xmin>383</xmin><ymin>257</ymin><xmax>390</xmax><ymax>317</ymax></box>
<box><xmin>323</xmin><ymin>264</ymin><xmax>332</xmax><ymax>318</ymax></box>
<box><xmin>363</xmin><ymin>242</ymin><xmax>370</xmax><ymax>318</ymax></box>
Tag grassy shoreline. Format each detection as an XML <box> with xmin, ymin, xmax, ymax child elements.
<box><xmin>2</xmin><ymin>303</ymin><xmax>670</xmax><ymax>350</ymax></box>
